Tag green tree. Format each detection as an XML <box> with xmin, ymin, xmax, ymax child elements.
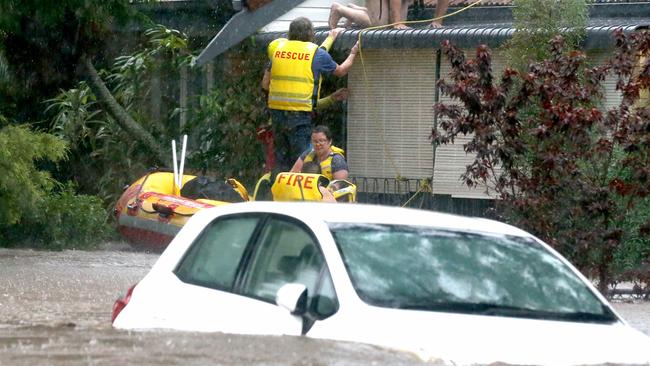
<box><xmin>0</xmin><ymin>125</ymin><xmax>67</xmax><ymax>228</ymax></box>
<box><xmin>46</xmin><ymin>26</ymin><xmax>192</xmax><ymax>203</ymax></box>
<box><xmin>0</xmin><ymin>124</ymin><xmax>112</xmax><ymax>249</ymax></box>
<box><xmin>187</xmin><ymin>42</ymin><xmax>268</xmax><ymax>185</ymax></box>
<box><xmin>505</xmin><ymin>0</ymin><xmax>587</xmax><ymax>69</ymax></box>
<box><xmin>0</xmin><ymin>0</ymin><xmax>167</xmax><ymax>162</ymax></box>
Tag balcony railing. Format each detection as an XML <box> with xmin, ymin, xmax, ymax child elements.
<box><xmin>349</xmin><ymin>176</ymin><xmax>494</xmax><ymax>218</ymax></box>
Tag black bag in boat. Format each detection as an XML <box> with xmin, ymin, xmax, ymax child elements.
<box><xmin>181</xmin><ymin>176</ymin><xmax>245</xmax><ymax>202</ymax></box>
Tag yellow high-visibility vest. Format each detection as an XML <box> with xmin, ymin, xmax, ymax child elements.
<box><xmin>267</xmin><ymin>39</ymin><xmax>318</xmax><ymax>111</ymax></box>
<box><xmin>303</xmin><ymin>146</ymin><xmax>345</xmax><ymax>180</ymax></box>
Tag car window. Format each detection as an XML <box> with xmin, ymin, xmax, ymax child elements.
<box><xmin>174</xmin><ymin>215</ymin><xmax>260</xmax><ymax>290</ymax></box>
<box><xmin>241</xmin><ymin>217</ymin><xmax>329</xmax><ymax>307</ymax></box>
<box><xmin>330</xmin><ymin>223</ymin><xmax>616</xmax><ymax>323</ymax></box>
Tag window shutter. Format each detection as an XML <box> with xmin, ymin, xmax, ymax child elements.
<box><xmin>347</xmin><ymin>49</ymin><xmax>436</xmax><ymax>181</ymax></box>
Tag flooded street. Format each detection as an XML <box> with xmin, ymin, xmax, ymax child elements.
<box><xmin>0</xmin><ymin>246</ymin><xmax>648</xmax><ymax>366</ymax></box>
<box><xmin>0</xmin><ymin>246</ymin><xmax>431</xmax><ymax>366</ymax></box>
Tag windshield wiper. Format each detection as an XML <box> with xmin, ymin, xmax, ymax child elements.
<box><xmin>398</xmin><ymin>301</ymin><xmax>617</xmax><ymax>323</ymax></box>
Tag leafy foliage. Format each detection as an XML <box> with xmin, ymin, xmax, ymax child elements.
<box><xmin>109</xmin><ymin>25</ymin><xmax>191</xmax><ymax>111</ymax></box>
<box><xmin>0</xmin><ymin>125</ymin><xmax>67</xmax><ymax>228</ymax></box>
<box><xmin>0</xmin><ymin>124</ymin><xmax>113</xmax><ymax>249</ymax></box>
<box><xmin>186</xmin><ymin>44</ymin><xmax>269</xmax><ymax>186</ymax></box>
<box><xmin>432</xmin><ymin>30</ymin><xmax>650</xmax><ymax>291</ymax></box>
<box><xmin>0</xmin><ymin>0</ymin><xmax>138</xmax><ymax>123</ymax></box>
<box><xmin>35</xmin><ymin>184</ymin><xmax>112</xmax><ymax>250</ymax></box>
<box><xmin>3</xmin><ymin>183</ymin><xmax>112</xmax><ymax>250</ymax></box>
<box><xmin>505</xmin><ymin>0</ymin><xmax>587</xmax><ymax>69</ymax></box>
<box><xmin>45</xmin><ymin>25</ymin><xmax>192</xmax><ymax>204</ymax></box>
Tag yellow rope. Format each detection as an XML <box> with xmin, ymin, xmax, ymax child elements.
<box><xmin>351</xmin><ymin>0</ymin><xmax>485</xmax><ymax>182</ymax></box>
<box><xmin>401</xmin><ymin>178</ymin><xmax>433</xmax><ymax>207</ymax></box>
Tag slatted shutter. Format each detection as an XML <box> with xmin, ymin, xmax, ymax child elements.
<box><xmin>587</xmin><ymin>50</ymin><xmax>623</xmax><ymax>111</ymax></box>
<box><xmin>346</xmin><ymin>47</ymin><xmax>624</xmax><ymax>199</ymax></box>
<box><xmin>347</xmin><ymin>48</ymin><xmax>436</xmax><ymax>181</ymax></box>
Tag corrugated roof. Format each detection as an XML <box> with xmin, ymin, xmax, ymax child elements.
<box><xmin>254</xmin><ymin>23</ymin><xmax>647</xmax><ymax>51</ymax></box>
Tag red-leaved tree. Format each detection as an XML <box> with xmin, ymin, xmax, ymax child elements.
<box><xmin>432</xmin><ymin>29</ymin><xmax>650</xmax><ymax>293</ymax></box>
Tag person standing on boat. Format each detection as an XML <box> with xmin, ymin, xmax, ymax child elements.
<box><xmin>262</xmin><ymin>17</ymin><xmax>358</xmax><ymax>172</ymax></box>
<box><xmin>291</xmin><ymin>125</ymin><xmax>349</xmax><ymax>181</ymax></box>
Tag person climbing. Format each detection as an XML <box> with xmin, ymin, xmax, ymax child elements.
<box><xmin>328</xmin><ymin>0</ymin><xmax>450</xmax><ymax>29</ymax></box>
<box><xmin>291</xmin><ymin>125</ymin><xmax>348</xmax><ymax>181</ymax></box>
<box><xmin>262</xmin><ymin>17</ymin><xmax>359</xmax><ymax>173</ymax></box>
<box><xmin>257</xmin><ymin>87</ymin><xmax>349</xmax><ymax>173</ymax></box>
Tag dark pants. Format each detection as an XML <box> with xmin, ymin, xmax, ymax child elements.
<box><xmin>271</xmin><ymin>109</ymin><xmax>312</xmax><ymax>172</ymax></box>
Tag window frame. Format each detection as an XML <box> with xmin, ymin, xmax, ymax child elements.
<box><xmin>236</xmin><ymin>214</ymin><xmax>334</xmax><ymax>306</ymax></box>
<box><xmin>173</xmin><ymin>212</ymin><xmax>267</xmax><ymax>292</ymax></box>
<box><xmin>173</xmin><ymin>212</ymin><xmax>340</xmax><ymax>317</ymax></box>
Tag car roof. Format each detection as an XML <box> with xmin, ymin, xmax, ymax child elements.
<box><xmin>208</xmin><ymin>201</ymin><xmax>531</xmax><ymax>238</ymax></box>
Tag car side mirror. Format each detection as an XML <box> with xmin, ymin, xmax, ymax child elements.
<box><xmin>276</xmin><ymin>283</ymin><xmax>307</xmax><ymax>315</ymax></box>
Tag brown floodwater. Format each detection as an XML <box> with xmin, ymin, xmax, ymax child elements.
<box><xmin>0</xmin><ymin>245</ymin><xmax>647</xmax><ymax>366</ymax></box>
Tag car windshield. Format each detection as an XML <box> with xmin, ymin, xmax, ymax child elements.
<box><xmin>330</xmin><ymin>223</ymin><xmax>616</xmax><ymax>323</ymax></box>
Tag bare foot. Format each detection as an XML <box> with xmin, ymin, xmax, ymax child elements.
<box><xmin>428</xmin><ymin>21</ymin><xmax>443</xmax><ymax>28</ymax></box>
<box><xmin>329</xmin><ymin>3</ymin><xmax>342</xmax><ymax>29</ymax></box>
<box><xmin>393</xmin><ymin>23</ymin><xmax>411</xmax><ymax>30</ymax></box>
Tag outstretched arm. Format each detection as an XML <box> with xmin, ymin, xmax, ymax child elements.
<box><xmin>317</xmin><ymin>88</ymin><xmax>348</xmax><ymax>110</ymax></box>
<box><xmin>333</xmin><ymin>42</ymin><xmax>359</xmax><ymax>77</ymax></box>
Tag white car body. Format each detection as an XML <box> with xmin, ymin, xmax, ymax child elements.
<box><xmin>113</xmin><ymin>202</ymin><xmax>650</xmax><ymax>365</ymax></box>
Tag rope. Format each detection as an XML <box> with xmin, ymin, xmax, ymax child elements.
<box><xmin>401</xmin><ymin>178</ymin><xmax>432</xmax><ymax>207</ymax></box>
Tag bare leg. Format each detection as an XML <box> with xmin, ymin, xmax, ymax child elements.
<box><xmin>329</xmin><ymin>2</ymin><xmax>373</xmax><ymax>28</ymax></box>
<box><xmin>429</xmin><ymin>0</ymin><xmax>449</xmax><ymax>28</ymax></box>
<box><xmin>391</xmin><ymin>0</ymin><xmax>413</xmax><ymax>29</ymax></box>
<box><xmin>348</xmin><ymin>3</ymin><xmax>368</xmax><ymax>11</ymax></box>
<box><xmin>366</xmin><ymin>0</ymin><xmax>389</xmax><ymax>26</ymax></box>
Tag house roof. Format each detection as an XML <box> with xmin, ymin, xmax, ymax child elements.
<box><xmin>252</xmin><ymin>1</ymin><xmax>650</xmax><ymax>51</ymax></box>
<box><xmin>253</xmin><ymin>23</ymin><xmax>647</xmax><ymax>52</ymax></box>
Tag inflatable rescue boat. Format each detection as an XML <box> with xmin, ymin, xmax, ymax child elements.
<box><xmin>115</xmin><ymin>170</ymin><xmax>356</xmax><ymax>250</ymax></box>
<box><xmin>114</xmin><ymin>171</ymin><xmax>248</xmax><ymax>249</ymax></box>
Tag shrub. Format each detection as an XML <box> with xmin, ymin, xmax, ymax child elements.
<box><xmin>0</xmin><ymin>125</ymin><xmax>66</xmax><ymax>228</ymax></box>
<box><xmin>36</xmin><ymin>184</ymin><xmax>112</xmax><ymax>250</ymax></box>
<box><xmin>432</xmin><ymin>30</ymin><xmax>650</xmax><ymax>293</ymax></box>
<box><xmin>2</xmin><ymin>184</ymin><xmax>113</xmax><ymax>250</ymax></box>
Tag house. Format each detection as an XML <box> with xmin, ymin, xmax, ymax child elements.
<box><xmin>254</xmin><ymin>0</ymin><xmax>650</xmax><ymax>214</ymax></box>
<box><xmin>140</xmin><ymin>0</ymin><xmax>650</xmax><ymax>214</ymax></box>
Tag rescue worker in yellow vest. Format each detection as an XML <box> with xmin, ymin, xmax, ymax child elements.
<box><xmin>261</xmin><ymin>17</ymin><xmax>358</xmax><ymax>172</ymax></box>
<box><xmin>290</xmin><ymin>125</ymin><xmax>348</xmax><ymax>181</ymax></box>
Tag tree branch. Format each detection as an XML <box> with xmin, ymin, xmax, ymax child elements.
<box><xmin>81</xmin><ymin>54</ymin><xmax>167</xmax><ymax>165</ymax></box>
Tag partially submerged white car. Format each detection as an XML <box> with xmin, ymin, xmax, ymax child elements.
<box><xmin>112</xmin><ymin>202</ymin><xmax>650</xmax><ymax>365</ymax></box>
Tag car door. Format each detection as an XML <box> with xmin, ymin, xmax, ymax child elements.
<box><xmin>169</xmin><ymin>213</ymin><xmax>335</xmax><ymax>336</ymax></box>
<box><xmin>237</xmin><ymin>214</ymin><xmax>339</xmax><ymax>333</ymax></box>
